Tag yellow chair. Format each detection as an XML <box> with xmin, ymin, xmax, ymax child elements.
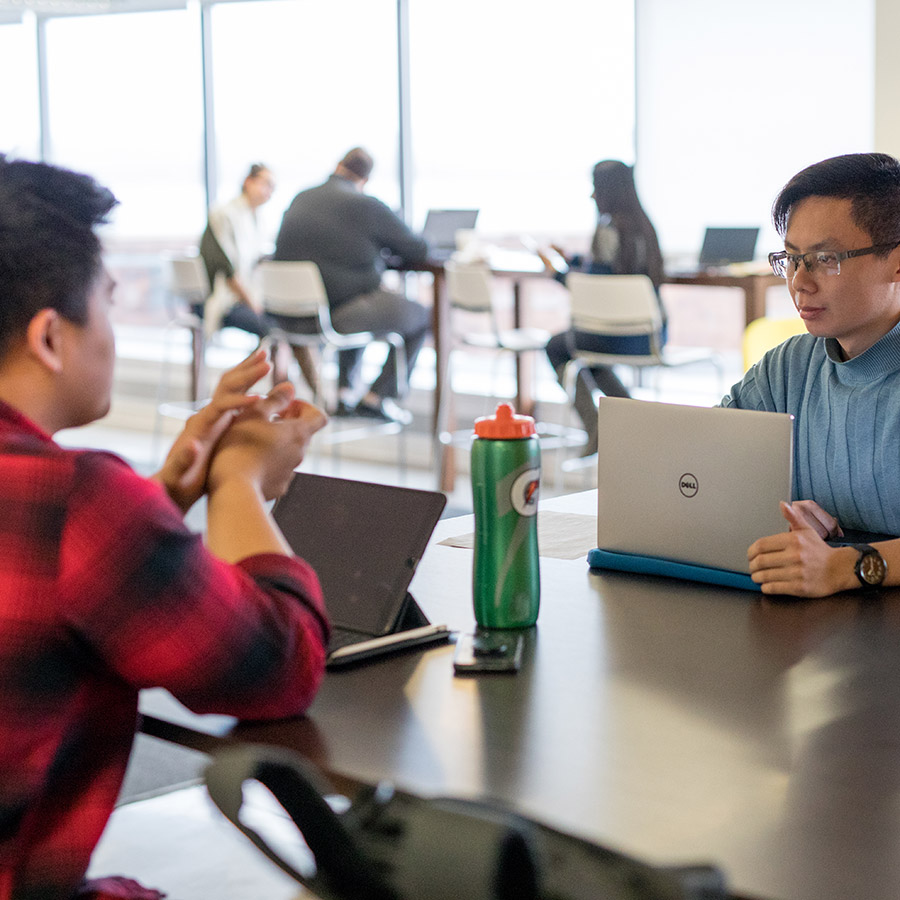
<box><xmin>742</xmin><ymin>316</ymin><xmax>806</xmax><ymax>371</ymax></box>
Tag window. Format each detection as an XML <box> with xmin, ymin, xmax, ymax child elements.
<box><xmin>210</xmin><ymin>0</ymin><xmax>400</xmax><ymax>244</ymax></box>
<box><xmin>0</xmin><ymin>17</ymin><xmax>40</xmax><ymax>160</ymax></box>
<box><xmin>44</xmin><ymin>8</ymin><xmax>204</xmax><ymax>241</ymax></box>
<box><xmin>408</xmin><ymin>0</ymin><xmax>635</xmax><ymax>236</ymax></box>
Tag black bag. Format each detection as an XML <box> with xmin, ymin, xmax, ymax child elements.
<box><xmin>205</xmin><ymin>744</ymin><xmax>729</xmax><ymax>900</ymax></box>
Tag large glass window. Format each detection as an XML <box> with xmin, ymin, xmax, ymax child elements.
<box><xmin>44</xmin><ymin>8</ymin><xmax>204</xmax><ymax>241</ymax></box>
<box><xmin>409</xmin><ymin>0</ymin><xmax>636</xmax><ymax>237</ymax></box>
<box><xmin>0</xmin><ymin>16</ymin><xmax>40</xmax><ymax>160</ymax></box>
<box><xmin>210</xmin><ymin>0</ymin><xmax>401</xmax><ymax>245</ymax></box>
<box><xmin>637</xmin><ymin>0</ymin><xmax>875</xmax><ymax>259</ymax></box>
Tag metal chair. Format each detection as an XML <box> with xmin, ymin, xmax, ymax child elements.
<box><xmin>162</xmin><ymin>254</ymin><xmax>209</xmax><ymax>402</ymax></box>
<box><xmin>152</xmin><ymin>254</ymin><xmax>211</xmax><ymax>461</ymax></box>
<box><xmin>440</xmin><ymin>260</ymin><xmax>583</xmax><ymax>479</ymax></box>
<box><xmin>563</xmin><ymin>272</ymin><xmax>723</xmax><ymax>394</ymax></box>
<box><xmin>258</xmin><ymin>260</ymin><xmax>408</xmax><ymax>468</ymax></box>
<box><xmin>559</xmin><ymin>273</ymin><xmax>722</xmax><ymax>473</ymax></box>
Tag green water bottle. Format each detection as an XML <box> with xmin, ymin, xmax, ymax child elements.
<box><xmin>471</xmin><ymin>402</ymin><xmax>541</xmax><ymax>629</ymax></box>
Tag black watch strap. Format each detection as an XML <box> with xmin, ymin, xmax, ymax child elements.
<box><xmin>853</xmin><ymin>543</ymin><xmax>887</xmax><ymax>589</ymax></box>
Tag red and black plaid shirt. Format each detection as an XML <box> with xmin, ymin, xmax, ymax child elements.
<box><xmin>0</xmin><ymin>401</ymin><xmax>330</xmax><ymax>900</ymax></box>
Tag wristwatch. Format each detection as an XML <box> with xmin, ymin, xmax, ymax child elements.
<box><xmin>853</xmin><ymin>544</ymin><xmax>888</xmax><ymax>589</ymax></box>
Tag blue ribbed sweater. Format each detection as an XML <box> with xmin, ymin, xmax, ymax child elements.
<box><xmin>721</xmin><ymin>321</ymin><xmax>900</xmax><ymax>534</ymax></box>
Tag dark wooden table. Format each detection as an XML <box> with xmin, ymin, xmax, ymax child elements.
<box><xmin>392</xmin><ymin>250</ymin><xmax>548</xmax><ymax>492</ymax></box>
<box><xmin>141</xmin><ymin>491</ymin><xmax>900</xmax><ymax>900</ymax></box>
<box><xmin>663</xmin><ymin>270</ymin><xmax>786</xmax><ymax>327</ymax></box>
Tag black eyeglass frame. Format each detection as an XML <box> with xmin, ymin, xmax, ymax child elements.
<box><xmin>768</xmin><ymin>241</ymin><xmax>900</xmax><ymax>278</ymax></box>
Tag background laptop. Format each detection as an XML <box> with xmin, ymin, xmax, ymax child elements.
<box><xmin>589</xmin><ymin>398</ymin><xmax>793</xmax><ymax>589</ymax></box>
<box><xmin>698</xmin><ymin>226</ymin><xmax>760</xmax><ymax>268</ymax></box>
<box><xmin>422</xmin><ymin>208</ymin><xmax>479</xmax><ymax>262</ymax></box>
<box><xmin>272</xmin><ymin>473</ymin><xmax>450</xmax><ymax>667</ymax></box>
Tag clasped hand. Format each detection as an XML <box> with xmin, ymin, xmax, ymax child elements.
<box><xmin>154</xmin><ymin>349</ymin><xmax>327</xmax><ymax>511</ymax></box>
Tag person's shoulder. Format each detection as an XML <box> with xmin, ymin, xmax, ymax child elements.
<box><xmin>766</xmin><ymin>331</ymin><xmax>821</xmax><ymax>367</ymax></box>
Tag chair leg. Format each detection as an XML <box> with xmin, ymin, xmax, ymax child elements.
<box><xmin>291</xmin><ymin>345</ymin><xmax>320</xmax><ymax>398</ymax></box>
<box><xmin>190</xmin><ymin>327</ymin><xmax>206</xmax><ymax>402</ymax></box>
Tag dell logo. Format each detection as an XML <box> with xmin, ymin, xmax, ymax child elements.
<box><xmin>679</xmin><ymin>473</ymin><xmax>698</xmax><ymax>498</ymax></box>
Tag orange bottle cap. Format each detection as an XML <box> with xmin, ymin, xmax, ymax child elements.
<box><xmin>473</xmin><ymin>402</ymin><xmax>536</xmax><ymax>439</ymax></box>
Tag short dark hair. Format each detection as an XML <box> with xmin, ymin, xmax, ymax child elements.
<box><xmin>772</xmin><ymin>153</ymin><xmax>900</xmax><ymax>250</ymax></box>
<box><xmin>338</xmin><ymin>147</ymin><xmax>374</xmax><ymax>181</ymax></box>
<box><xmin>0</xmin><ymin>156</ymin><xmax>117</xmax><ymax>357</ymax></box>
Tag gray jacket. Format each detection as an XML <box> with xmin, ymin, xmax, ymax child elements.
<box><xmin>274</xmin><ymin>175</ymin><xmax>428</xmax><ymax>309</ymax></box>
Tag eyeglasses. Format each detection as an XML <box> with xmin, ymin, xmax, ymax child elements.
<box><xmin>768</xmin><ymin>242</ymin><xmax>900</xmax><ymax>278</ymax></box>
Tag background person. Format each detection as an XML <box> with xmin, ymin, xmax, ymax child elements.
<box><xmin>274</xmin><ymin>147</ymin><xmax>429</xmax><ymax>424</ymax></box>
<box><xmin>0</xmin><ymin>156</ymin><xmax>329</xmax><ymax>899</ymax></box>
<box><xmin>720</xmin><ymin>152</ymin><xmax>900</xmax><ymax>598</ymax></box>
<box><xmin>199</xmin><ymin>163</ymin><xmax>318</xmax><ymax>393</ymax></box>
<box><xmin>542</xmin><ymin>159</ymin><xmax>666</xmax><ymax>454</ymax></box>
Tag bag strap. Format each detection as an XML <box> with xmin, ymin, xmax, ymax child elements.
<box><xmin>204</xmin><ymin>744</ymin><xmax>394</xmax><ymax>900</ymax></box>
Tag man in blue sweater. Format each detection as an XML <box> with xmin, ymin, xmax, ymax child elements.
<box><xmin>721</xmin><ymin>153</ymin><xmax>900</xmax><ymax>597</ymax></box>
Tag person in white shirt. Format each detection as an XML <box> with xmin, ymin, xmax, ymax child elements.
<box><xmin>200</xmin><ymin>164</ymin><xmax>318</xmax><ymax>392</ymax></box>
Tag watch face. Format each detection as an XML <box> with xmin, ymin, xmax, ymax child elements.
<box><xmin>859</xmin><ymin>551</ymin><xmax>887</xmax><ymax>585</ymax></box>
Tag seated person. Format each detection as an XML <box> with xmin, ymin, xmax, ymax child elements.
<box><xmin>0</xmin><ymin>156</ymin><xmax>330</xmax><ymax>899</ymax></box>
<box><xmin>199</xmin><ymin>163</ymin><xmax>319</xmax><ymax>393</ymax></box>
<box><xmin>542</xmin><ymin>160</ymin><xmax>666</xmax><ymax>455</ymax></box>
<box><xmin>722</xmin><ymin>152</ymin><xmax>900</xmax><ymax>597</ymax></box>
<box><xmin>274</xmin><ymin>147</ymin><xmax>430</xmax><ymax>425</ymax></box>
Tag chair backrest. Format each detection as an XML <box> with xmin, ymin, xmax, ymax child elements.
<box><xmin>166</xmin><ymin>254</ymin><xmax>210</xmax><ymax>304</ymax></box>
<box><xmin>566</xmin><ymin>273</ymin><xmax>662</xmax><ymax>336</ymax></box>
<box><xmin>444</xmin><ymin>260</ymin><xmax>495</xmax><ymax>315</ymax></box>
<box><xmin>742</xmin><ymin>316</ymin><xmax>806</xmax><ymax>371</ymax></box>
<box><xmin>259</xmin><ymin>260</ymin><xmax>328</xmax><ymax>320</ymax></box>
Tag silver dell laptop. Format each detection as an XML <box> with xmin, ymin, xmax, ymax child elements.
<box><xmin>590</xmin><ymin>398</ymin><xmax>793</xmax><ymax>588</ymax></box>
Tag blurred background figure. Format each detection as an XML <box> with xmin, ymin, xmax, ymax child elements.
<box><xmin>542</xmin><ymin>159</ymin><xmax>666</xmax><ymax>454</ymax></box>
<box><xmin>274</xmin><ymin>147</ymin><xmax>429</xmax><ymax>424</ymax></box>
<box><xmin>199</xmin><ymin>163</ymin><xmax>319</xmax><ymax>393</ymax></box>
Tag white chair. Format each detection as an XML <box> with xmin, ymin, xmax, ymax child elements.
<box><xmin>152</xmin><ymin>254</ymin><xmax>212</xmax><ymax>461</ymax></box>
<box><xmin>444</xmin><ymin>259</ymin><xmax>552</xmax><ymax>359</ymax></box>
<box><xmin>558</xmin><ymin>273</ymin><xmax>722</xmax><ymax>473</ymax></box>
<box><xmin>259</xmin><ymin>260</ymin><xmax>407</xmax><ymax>412</ymax></box>
<box><xmin>440</xmin><ymin>260</ymin><xmax>583</xmax><ymax>477</ymax></box>
<box><xmin>163</xmin><ymin>254</ymin><xmax>209</xmax><ymax>402</ymax></box>
<box><xmin>439</xmin><ymin>260</ymin><xmax>548</xmax><ymax>444</ymax></box>
<box><xmin>258</xmin><ymin>260</ymin><xmax>408</xmax><ymax>468</ymax></box>
<box><xmin>563</xmin><ymin>272</ymin><xmax>723</xmax><ymax>392</ymax></box>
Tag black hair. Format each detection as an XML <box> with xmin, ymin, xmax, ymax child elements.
<box><xmin>772</xmin><ymin>153</ymin><xmax>900</xmax><ymax>249</ymax></box>
<box><xmin>0</xmin><ymin>156</ymin><xmax>117</xmax><ymax>357</ymax></box>
<box><xmin>591</xmin><ymin>159</ymin><xmax>664</xmax><ymax>288</ymax></box>
<box><xmin>245</xmin><ymin>163</ymin><xmax>270</xmax><ymax>181</ymax></box>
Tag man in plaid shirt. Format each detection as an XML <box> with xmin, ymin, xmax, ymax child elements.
<box><xmin>0</xmin><ymin>157</ymin><xmax>331</xmax><ymax>899</ymax></box>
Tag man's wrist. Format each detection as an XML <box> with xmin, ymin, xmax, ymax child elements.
<box><xmin>830</xmin><ymin>545</ymin><xmax>864</xmax><ymax>594</ymax></box>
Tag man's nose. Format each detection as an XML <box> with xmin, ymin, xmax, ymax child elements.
<box><xmin>789</xmin><ymin>259</ymin><xmax>817</xmax><ymax>292</ymax></box>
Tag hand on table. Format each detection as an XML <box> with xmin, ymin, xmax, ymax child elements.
<box><xmin>748</xmin><ymin>501</ymin><xmax>855</xmax><ymax>598</ymax></box>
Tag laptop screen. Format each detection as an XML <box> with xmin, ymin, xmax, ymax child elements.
<box><xmin>422</xmin><ymin>209</ymin><xmax>479</xmax><ymax>251</ymax></box>
<box><xmin>698</xmin><ymin>227</ymin><xmax>759</xmax><ymax>267</ymax></box>
<box><xmin>272</xmin><ymin>473</ymin><xmax>446</xmax><ymax>635</ymax></box>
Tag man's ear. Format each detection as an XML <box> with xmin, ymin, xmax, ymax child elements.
<box><xmin>889</xmin><ymin>244</ymin><xmax>900</xmax><ymax>284</ymax></box>
<box><xmin>25</xmin><ymin>309</ymin><xmax>65</xmax><ymax>373</ymax></box>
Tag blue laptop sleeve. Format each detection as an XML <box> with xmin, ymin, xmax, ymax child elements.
<box><xmin>587</xmin><ymin>548</ymin><xmax>761</xmax><ymax>592</ymax></box>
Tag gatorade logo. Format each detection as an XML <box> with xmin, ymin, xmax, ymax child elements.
<box><xmin>679</xmin><ymin>473</ymin><xmax>698</xmax><ymax>498</ymax></box>
<box><xmin>511</xmin><ymin>468</ymin><xmax>540</xmax><ymax>517</ymax></box>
